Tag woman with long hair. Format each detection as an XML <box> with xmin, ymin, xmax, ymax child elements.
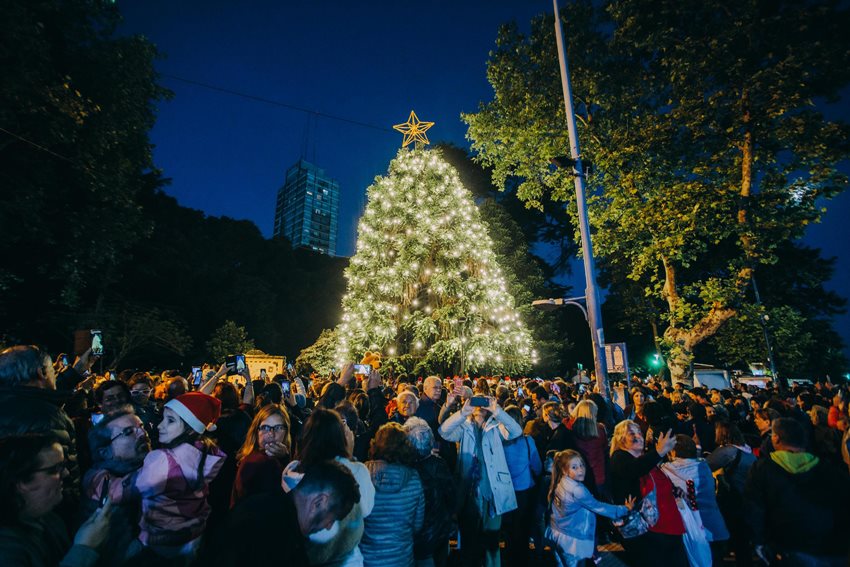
<box><xmin>609</xmin><ymin>419</ymin><xmax>686</xmax><ymax>567</ymax></box>
<box><xmin>282</xmin><ymin>407</ymin><xmax>375</xmax><ymax>566</ymax></box>
<box><xmin>230</xmin><ymin>405</ymin><xmax>291</xmax><ymax>506</ymax></box>
<box><xmin>570</xmin><ymin>400</ymin><xmax>608</xmax><ymax>495</ymax></box>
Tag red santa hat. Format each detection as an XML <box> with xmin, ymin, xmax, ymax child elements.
<box><xmin>165</xmin><ymin>392</ymin><xmax>221</xmax><ymax>434</ymax></box>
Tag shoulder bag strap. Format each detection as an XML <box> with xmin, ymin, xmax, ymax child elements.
<box><xmin>724</xmin><ymin>448</ymin><xmax>743</xmax><ymax>475</ymax></box>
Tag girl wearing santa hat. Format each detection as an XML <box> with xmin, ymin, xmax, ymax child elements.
<box><xmin>130</xmin><ymin>392</ymin><xmax>226</xmax><ymax>560</ymax></box>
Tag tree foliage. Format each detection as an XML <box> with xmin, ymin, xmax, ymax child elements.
<box><xmin>92</xmin><ymin>296</ymin><xmax>193</xmax><ymax>370</ymax></box>
<box><xmin>206</xmin><ymin>320</ymin><xmax>255</xmax><ymax>364</ymax></box>
<box><xmin>0</xmin><ymin>0</ymin><xmax>170</xmax><ymax>318</ymax></box>
<box><xmin>464</xmin><ymin>0</ymin><xmax>850</xmax><ymax>382</ymax></box>
<box><xmin>0</xmin><ymin>0</ymin><xmax>360</xmax><ymax>371</ymax></box>
<box><xmin>295</xmin><ymin>328</ymin><xmax>337</xmax><ymax>375</ymax></box>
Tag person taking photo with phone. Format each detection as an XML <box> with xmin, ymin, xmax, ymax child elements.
<box><xmin>438</xmin><ymin>396</ymin><xmax>522</xmax><ymax>567</ymax></box>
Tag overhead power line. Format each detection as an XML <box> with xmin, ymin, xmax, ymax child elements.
<box><xmin>159</xmin><ymin>73</ymin><xmax>396</xmax><ymax>134</ymax></box>
<box><xmin>0</xmin><ymin>126</ymin><xmax>79</xmax><ymax>166</ymax></box>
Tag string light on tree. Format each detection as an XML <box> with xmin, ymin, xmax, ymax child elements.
<box><xmin>329</xmin><ymin>111</ymin><xmax>534</xmax><ymax>374</ymax></box>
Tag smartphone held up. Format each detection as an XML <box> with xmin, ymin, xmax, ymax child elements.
<box><xmin>225</xmin><ymin>354</ymin><xmax>246</xmax><ymax>376</ymax></box>
<box><xmin>470</xmin><ymin>396</ymin><xmax>490</xmax><ymax>408</ymax></box>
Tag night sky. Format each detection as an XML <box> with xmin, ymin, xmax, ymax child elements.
<box><xmin>118</xmin><ymin>0</ymin><xmax>850</xmax><ymax>361</ymax></box>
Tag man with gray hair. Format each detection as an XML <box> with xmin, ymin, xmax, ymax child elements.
<box><xmin>404</xmin><ymin>417</ymin><xmax>455</xmax><ymax>567</ymax></box>
<box><xmin>416</xmin><ymin>375</ymin><xmax>443</xmax><ymax>433</ymax></box>
<box><xmin>0</xmin><ymin>345</ymin><xmax>91</xmax><ymax>518</ymax></box>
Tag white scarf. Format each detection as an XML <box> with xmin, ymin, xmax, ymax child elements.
<box><xmin>661</xmin><ymin>459</ymin><xmax>712</xmax><ymax>567</ymax></box>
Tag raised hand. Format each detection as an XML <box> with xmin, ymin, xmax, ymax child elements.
<box><xmin>655</xmin><ymin>428</ymin><xmax>676</xmax><ymax>457</ymax></box>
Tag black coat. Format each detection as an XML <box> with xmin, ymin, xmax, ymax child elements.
<box><xmin>413</xmin><ymin>454</ymin><xmax>456</xmax><ymax>559</ymax></box>
<box><xmin>745</xmin><ymin>454</ymin><xmax>850</xmax><ymax>558</ymax></box>
<box><xmin>198</xmin><ymin>490</ymin><xmax>309</xmax><ymax>566</ymax></box>
<box><xmin>0</xmin><ymin>385</ymin><xmax>80</xmax><ymax>506</ymax></box>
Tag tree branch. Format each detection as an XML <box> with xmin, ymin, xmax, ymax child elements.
<box><xmin>661</xmin><ymin>256</ymin><xmax>680</xmax><ymax>318</ymax></box>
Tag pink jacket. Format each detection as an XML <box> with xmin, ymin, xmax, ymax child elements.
<box><xmin>134</xmin><ymin>441</ymin><xmax>225</xmax><ymax>547</ymax></box>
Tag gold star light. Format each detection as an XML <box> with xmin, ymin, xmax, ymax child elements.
<box><xmin>393</xmin><ymin>110</ymin><xmax>434</xmax><ymax>148</ymax></box>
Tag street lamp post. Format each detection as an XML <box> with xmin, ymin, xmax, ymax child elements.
<box><xmin>551</xmin><ymin>0</ymin><xmax>609</xmax><ymax>397</ymax></box>
<box><xmin>533</xmin><ymin>296</ymin><xmax>610</xmax><ymax>397</ymax></box>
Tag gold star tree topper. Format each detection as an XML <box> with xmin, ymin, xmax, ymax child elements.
<box><xmin>393</xmin><ymin>110</ymin><xmax>434</xmax><ymax>148</ymax></box>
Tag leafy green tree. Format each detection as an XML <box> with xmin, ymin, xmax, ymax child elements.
<box><xmin>0</xmin><ymin>0</ymin><xmax>170</xmax><ymax>342</ymax></box>
<box><xmin>94</xmin><ymin>296</ymin><xmax>192</xmax><ymax>369</ymax></box>
<box><xmin>464</xmin><ymin>0</ymin><xmax>850</xmax><ymax>382</ymax></box>
<box><xmin>206</xmin><ymin>320</ymin><xmax>255</xmax><ymax>364</ymax></box>
<box><xmin>296</xmin><ymin>329</ymin><xmax>338</xmax><ymax>375</ymax></box>
<box><xmin>705</xmin><ymin>243</ymin><xmax>847</xmax><ymax>378</ymax></box>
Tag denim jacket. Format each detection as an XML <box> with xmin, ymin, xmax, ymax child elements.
<box><xmin>548</xmin><ymin>475</ymin><xmax>628</xmax><ymax>558</ymax></box>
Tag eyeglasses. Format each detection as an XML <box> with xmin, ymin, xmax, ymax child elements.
<box><xmin>33</xmin><ymin>460</ymin><xmax>67</xmax><ymax>476</ymax></box>
<box><xmin>258</xmin><ymin>424</ymin><xmax>287</xmax><ymax>434</ymax></box>
<box><xmin>111</xmin><ymin>425</ymin><xmax>144</xmax><ymax>442</ymax></box>
<box><xmin>131</xmin><ymin>389</ymin><xmax>151</xmax><ymax>395</ymax></box>
<box><xmin>102</xmin><ymin>394</ymin><xmax>127</xmax><ymax>404</ymax></box>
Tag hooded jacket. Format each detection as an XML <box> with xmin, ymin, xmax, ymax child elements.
<box><xmin>745</xmin><ymin>450</ymin><xmax>850</xmax><ymax>557</ymax></box>
<box><xmin>361</xmin><ymin>460</ymin><xmax>425</xmax><ymax>567</ymax></box>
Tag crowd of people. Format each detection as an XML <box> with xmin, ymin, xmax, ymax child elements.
<box><xmin>0</xmin><ymin>343</ymin><xmax>848</xmax><ymax>567</ymax></box>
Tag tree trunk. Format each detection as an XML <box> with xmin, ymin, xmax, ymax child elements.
<box><xmin>665</xmin><ymin>339</ymin><xmax>693</xmax><ymax>385</ymax></box>
<box><xmin>663</xmin><ymin>304</ymin><xmax>737</xmax><ymax>386</ymax></box>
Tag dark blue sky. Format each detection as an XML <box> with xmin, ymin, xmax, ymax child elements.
<box><xmin>118</xmin><ymin>0</ymin><xmax>850</xmax><ymax>364</ymax></box>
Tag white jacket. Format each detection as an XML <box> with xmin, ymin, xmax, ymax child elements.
<box><xmin>438</xmin><ymin>406</ymin><xmax>522</xmax><ymax>516</ymax></box>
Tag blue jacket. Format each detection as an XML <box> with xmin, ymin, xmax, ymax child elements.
<box><xmin>503</xmin><ymin>434</ymin><xmax>542</xmax><ymax>492</ymax></box>
<box><xmin>548</xmin><ymin>475</ymin><xmax>628</xmax><ymax>559</ymax></box>
<box><xmin>361</xmin><ymin>461</ymin><xmax>425</xmax><ymax>567</ymax></box>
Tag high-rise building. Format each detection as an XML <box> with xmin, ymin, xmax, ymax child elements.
<box><xmin>273</xmin><ymin>159</ymin><xmax>339</xmax><ymax>255</ymax></box>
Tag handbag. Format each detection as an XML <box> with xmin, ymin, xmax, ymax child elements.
<box><xmin>616</xmin><ymin>471</ymin><xmax>659</xmax><ymax>539</ymax></box>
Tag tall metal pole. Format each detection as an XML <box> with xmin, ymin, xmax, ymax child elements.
<box><xmin>553</xmin><ymin>0</ymin><xmax>610</xmax><ymax>397</ymax></box>
<box><xmin>751</xmin><ymin>276</ymin><xmax>784</xmax><ymax>393</ymax></box>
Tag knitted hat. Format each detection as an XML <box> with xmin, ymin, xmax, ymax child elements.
<box><xmin>165</xmin><ymin>392</ymin><xmax>221</xmax><ymax>434</ymax></box>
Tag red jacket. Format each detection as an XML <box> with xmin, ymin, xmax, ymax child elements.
<box><xmin>644</xmin><ymin>468</ymin><xmax>685</xmax><ymax>536</ymax></box>
<box><xmin>572</xmin><ymin>423</ymin><xmax>608</xmax><ymax>487</ymax></box>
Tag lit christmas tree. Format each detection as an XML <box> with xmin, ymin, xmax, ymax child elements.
<box><xmin>333</xmin><ymin>112</ymin><xmax>535</xmax><ymax>375</ymax></box>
